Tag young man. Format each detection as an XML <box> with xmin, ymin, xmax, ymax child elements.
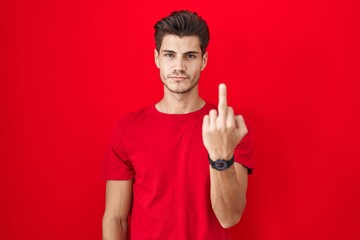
<box><xmin>102</xmin><ymin>10</ymin><xmax>254</xmax><ymax>240</ymax></box>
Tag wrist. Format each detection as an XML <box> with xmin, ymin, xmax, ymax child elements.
<box><xmin>208</xmin><ymin>155</ymin><xmax>235</xmax><ymax>171</ymax></box>
<box><xmin>208</xmin><ymin>152</ymin><xmax>234</xmax><ymax>161</ymax></box>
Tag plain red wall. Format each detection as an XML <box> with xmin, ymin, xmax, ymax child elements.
<box><xmin>1</xmin><ymin>0</ymin><xmax>359</xmax><ymax>239</ymax></box>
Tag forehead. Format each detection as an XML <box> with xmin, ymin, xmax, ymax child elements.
<box><xmin>160</xmin><ymin>35</ymin><xmax>201</xmax><ymax>53</ymax></box>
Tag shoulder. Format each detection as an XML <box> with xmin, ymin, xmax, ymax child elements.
<box><xmin>114</xmin><ymin>105</ymin><xmax>155</xmax><ymax>129</ymax></box>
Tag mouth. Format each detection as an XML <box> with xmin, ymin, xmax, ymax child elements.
<box><xmin>169</xmin><ymin>76</ymin><xmax>188</xmax><ymax>81</ymax></box>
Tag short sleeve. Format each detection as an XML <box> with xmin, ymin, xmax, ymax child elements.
<box><xmin>234</xmin><ymin>126</ymin><xmax>254</xmax><ymax>174</ymax></box>
<box><xmin>102</xmin><ymin>122</ymin><xmax>135</xmax><ymax>180</ymax></box>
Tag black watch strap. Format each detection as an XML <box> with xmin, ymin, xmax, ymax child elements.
<box><xmin>208</xmin><ymin>155</ymin><xmax>234</xmax><ymax>171</ymax></box>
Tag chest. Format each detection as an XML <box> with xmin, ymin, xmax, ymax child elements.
<box><xmin>125</xmin><ymin>118</ymin><xmax>210</xmax><ymax>186</ymax></box>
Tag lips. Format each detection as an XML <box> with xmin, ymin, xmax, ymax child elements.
<box><xmin>169</xmin><ymin>76</ymin><xmax>188</xmax><ymax>80</ymax></box>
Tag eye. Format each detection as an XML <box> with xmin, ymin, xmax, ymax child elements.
<box><xmin>164</xmin><ymin>53</ymin><xmax>175</xmax><ymax>58</ymax></box>
<box><xmin>185</xmin><ymin>54</ymin><xmax>196</xmax><ymax>59</ymax></box>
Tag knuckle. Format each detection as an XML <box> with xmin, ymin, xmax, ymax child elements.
<box><xmin>244</xmin><ymin>128</ymin><xmax>248</xmax><ymax>134</ymax></box>
<box><xmin>242</xmin><ymin>128</ymin><xmax>248</xmax><ymax>136</ymax></box>
<box><xmin>217</xmin><ymin>124</ymin><xmax>227</xmax><ymax>132</ymax></box>
<box><xmin>227</xmin><ymin>122</ymin><xmax>235</xmax><ymax>129</ymax></box>
<box><xmin>237</xmin><ymin>114</ymin><xmax>244</xmax><ymax>120</ymax></box>
<box><xmin>210</xmin><ymin>109</ymin><xmax>217</xmax><ymax>113</ymax></box>
<box><xmin>209</xmin><ymin>109</ymin><xmax>217</xmax><ymax>116</ymax></box>
<box><xmin>207</xmin><ymin>128</ymin><xmax>216</xmax><ymax>134</ymax></box>
<box><xmin>218</xmin><ymin>125</ymin><xmax>226</xmax><ymax>131</ymax></box>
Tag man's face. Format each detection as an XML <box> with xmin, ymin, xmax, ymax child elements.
<box><xmin>155</xmin><ymin>35</ymin><xmax>208</xmax><ymax>94</ymax></box>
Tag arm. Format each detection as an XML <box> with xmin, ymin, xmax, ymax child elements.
<box><xmin>209</xmin><ymin>162</ymin><xmax>248</xmax><ymax>228</ymax></box>
<box><xmin>102</xmin><ymin>180</ymin><xmax>133</xmax><ymax>240</ymax></box>
<box><xmin>202</xmin><ymin>83</ymin><xmax>249</xmax><ymax>228</ymax></box>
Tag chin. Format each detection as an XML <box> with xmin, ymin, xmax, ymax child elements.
<box><xmin>166</xmin><ymin>82</ymin><xmax>198</xmax><ymax>94</ymax></box>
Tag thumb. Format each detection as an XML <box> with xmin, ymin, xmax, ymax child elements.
<box><xmin>235</xmin><ymin>115</ymin><xmax>248</xmax><ymax>135</ymax></box>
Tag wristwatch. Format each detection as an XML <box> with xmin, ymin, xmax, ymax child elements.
<box><xmin>208</xmin><ymin>155</ymin><xmax>234</xmax><ymax>171</ymax></box>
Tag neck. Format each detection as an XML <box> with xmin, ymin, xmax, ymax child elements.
<box><xmin>156</xmin><ymin>86</ymin><xmax>205</xmax><ymax>114</ymax></box>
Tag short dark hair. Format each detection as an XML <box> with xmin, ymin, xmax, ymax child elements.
<box><xmin>154</xmin><ymin>10</ymin><xmax>210</xmax><ymax>56</ymax></box>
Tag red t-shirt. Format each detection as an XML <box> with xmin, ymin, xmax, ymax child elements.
<box><xmin>102</xmin><ymin>103</ymin><xmax>254</xmax><ymax>240</ymax></box>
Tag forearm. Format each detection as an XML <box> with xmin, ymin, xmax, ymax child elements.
<box><xmin>210</xmin><ymin>165</ymin><xmax>246</xmax><ymax>228</ymax></box>
<box><xmin>102</xmin><ymin>216</ymin><xmax>128</xmax><ymax>240</ymax></box>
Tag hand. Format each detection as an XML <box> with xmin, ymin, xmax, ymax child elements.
<box><xmin>202</xmin><ymin>83</ymin><xmax>248</xmax><ymax>160</ymax></box>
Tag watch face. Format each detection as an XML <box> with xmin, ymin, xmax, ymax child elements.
<box><xmin>213</xmin><ymin>160</ymin><xmax>228</xmax><ymax>171</ymax></box>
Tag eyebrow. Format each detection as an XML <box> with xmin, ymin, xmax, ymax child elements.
<box><xmin>161</xmin><ymin>50</ymin><xmax>200</xmax><ymax>55</ymax></box>
<box><xmin>184</xmin><ymin>51</ymin><xmax>200</xmax><ymax>55</ymax></box>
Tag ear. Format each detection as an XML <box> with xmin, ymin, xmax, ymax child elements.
<box><xmin>154</xmin><ymin>49</ymin><xmax>160</xmax><ymax>69</ymax></box>
<box><xmin>201</xmin><ymin>52</ymin><xmax>208</xmax><ymax>71</ymax></box>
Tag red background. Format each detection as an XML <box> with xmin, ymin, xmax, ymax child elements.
<box><xmin>1</xmin><ymin>0</ymin><xmax>359</xmax><ymax>239</ymax></box>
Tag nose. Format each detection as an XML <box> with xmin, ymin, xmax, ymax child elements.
<box><xmin>173</xmin><ymin>56</ymin><xmax>186</xmax><ymax>72</ymax></box>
